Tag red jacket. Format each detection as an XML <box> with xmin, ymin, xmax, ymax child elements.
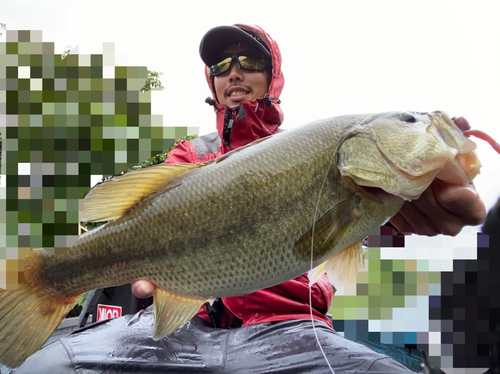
<box><xmin>167</xmin><ymin>24</ymin><xmax>334</xmax><ymax>329</ymax></box>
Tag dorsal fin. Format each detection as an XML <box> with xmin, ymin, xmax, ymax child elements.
<box><xmin>82</xmin><ymin>163</ymin><xmax>203</xmax><ymax>222</ymax></box>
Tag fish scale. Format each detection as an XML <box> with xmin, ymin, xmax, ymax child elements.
<box><xmin>0</xmin><ymin>111</ymin><xmax>482</xmax><ymax>368</ymax></box>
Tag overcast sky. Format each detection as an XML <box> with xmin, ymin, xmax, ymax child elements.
<box><xmin>2</xmin><ymin>0</ymin><xmax>499</xmax><ymax>214</ymax></box>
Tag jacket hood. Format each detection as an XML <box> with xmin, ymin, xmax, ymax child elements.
<box><xmin>202</xmin><ymin>24</ymin><xmax>285</xmax><ymax>150</ymax></box>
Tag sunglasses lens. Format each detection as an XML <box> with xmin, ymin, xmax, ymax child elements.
<box><xmin>210</xmin><ymin>57</ymin><xmax>233</xmax><ymax>76</ymax></box>
<box><xmin>238</xmin><ymin>55</ymin><xmax>268</xmax><ymax>71</ymax></box>
<box><xmin>210</xmin><ymin>52</ymin><xmax>269</xmax><ymax>76</ymax></box>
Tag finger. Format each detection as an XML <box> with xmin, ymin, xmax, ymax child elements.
<box><xmin>410</xmin><ymin>184</ymin><xmax>463</xmax><ymax>236</ymax></box>
<box><xmin>452</xmin><ymin>116</ymin><xmax>471</xmax><ymax>132</ymax></box>
<box><xmin>388</xmin><ymin>211</ymin><xmax>415</xmax><ymax>234</ymax></box>
<box><xmin>430</xmin><ymin>181</ymin><xmax>486</xmax><ymax>226</ymax></box>
<box><xmin>131</xmin><ymin>280</ymin><xmax>155</xmax><ymax>299</ymax></box>
<box><xmin>395</xmin><ymin>199</ymin><xmax>441</xmax><ymax>236</ymax></box>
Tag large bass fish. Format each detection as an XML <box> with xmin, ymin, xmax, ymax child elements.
<box><xmin>0</xmin><ymin>111</ymin><xmax>481</xmax><ymax>367</ymax></box>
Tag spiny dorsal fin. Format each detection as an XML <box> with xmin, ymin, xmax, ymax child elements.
<box><xmin>82</xmin><ymin>163</ymin><xmax>203</xmax><ymax>222</ymax></box>
<box><xmin>152</xmin><ymin>288</ymin><xmax>210</xmax><ymax>339</ymax></box>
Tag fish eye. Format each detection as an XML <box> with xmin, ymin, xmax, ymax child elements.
<box><xmin>400</xmin><ymin>112</ymin><xmax>417</xmax><ymax>123</ymax></box>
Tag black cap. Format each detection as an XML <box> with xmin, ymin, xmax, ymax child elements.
<box><xmin>199</xmin><ymin>26</ymin><xmax>271</xmax><ymax>66</ymax></box>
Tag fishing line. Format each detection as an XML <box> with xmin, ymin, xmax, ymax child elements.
<box><xmin>308</xmin><ymin>114</ymin><xmax>375</xmax><ymax>373</ymax></box>
<box><xmin>308</xmin><ymin>145</ymin><xmax>338</xmax><ymax>374</ymax></box>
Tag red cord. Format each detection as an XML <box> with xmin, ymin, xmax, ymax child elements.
<box><xmin>464</xmin><ymin>129</ymin><xmax>500</xmax><ymax>155</ymax></box>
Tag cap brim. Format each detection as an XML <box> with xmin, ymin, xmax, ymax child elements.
<box><xmin>199</xmin><ymin>26</ymin><xmax>271</xmax><ymax>66</ymax></box>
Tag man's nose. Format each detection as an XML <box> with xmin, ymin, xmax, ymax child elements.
<box><xmin>228</xmin><ymin>61</ymin><xmax>244</xmax><ymax>82</ymax></box>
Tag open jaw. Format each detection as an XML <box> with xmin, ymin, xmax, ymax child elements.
<box><xmin>427</xmin><ymin>112</ymin><xmax>481</xmax><ymax>184</ymax></box>
<box><xmin>339</xmin><ymin>111</ymin><xmax>482</xmax><ymax>202</ymax></box>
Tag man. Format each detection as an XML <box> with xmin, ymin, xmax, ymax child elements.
<box><xmin>13</xmin><ymin>24</ymin><xmax>485</xmax><ymax>373</ymax></box>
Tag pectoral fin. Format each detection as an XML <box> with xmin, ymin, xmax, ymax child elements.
<box><xmin>83</xmin><ymin>163</ymin><xmax>203</xmax><ymax>222</ymax></box>
<box><xmin>297</xmin><ymin>197</ymin><xmax>360</xmax><ymax>259</ymax></box>
<box><xmin>297</xmin><ymin>197</ymin><xmax>364</xmax><ymax>287</ymax></box>
<box><xmin>152</xmin><ymin>288</ymin><xmax>210</xmax><ymax>340</ymax></box>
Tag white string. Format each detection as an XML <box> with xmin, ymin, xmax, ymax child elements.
<box><xmin>308</xmin><ymin>114</ymin><xmax>375</xmax><ymax>374</ymax></box>
<box><xmin>308</xmin><ymin>145</ymin><xmax>338</xmax><ymax>374</ymax></box>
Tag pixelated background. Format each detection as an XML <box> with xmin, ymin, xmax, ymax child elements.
<box><xmin>0</xmin><ymin>30</ymin><xmax>195</xmax><ymax>290</ymax></box>
<box><xmin>329</xmin><ymin>227</ymin><xmax>497</xmax><ymax>372</ymax></box>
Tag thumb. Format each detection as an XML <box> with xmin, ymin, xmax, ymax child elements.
<box><xmin>131</xmin><ymin>280</ymin><xmax>156</xmax><ymax>299</ymax></box>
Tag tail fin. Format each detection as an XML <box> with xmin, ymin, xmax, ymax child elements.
<box><xmin>0</xmin><ymin>251</ymin><xmax>81</xmax><ymax>368</ymax></box>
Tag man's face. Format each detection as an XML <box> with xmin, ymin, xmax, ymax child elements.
<box><xmin>213</xmin><ymin>44</ymin><xmax>271</xmax><ymax>108</ymax></box>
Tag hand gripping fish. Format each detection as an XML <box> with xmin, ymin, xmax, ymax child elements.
<box><xmin>0</xmin><ymin>111</ymin><xmax>485</xmax><ymax>367</ymax></box>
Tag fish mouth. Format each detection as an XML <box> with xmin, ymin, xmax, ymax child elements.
<box><xmin>428</xmin><ymin>111</ymin><xmax>481</xmax><ymax>185</ymax></box>
<box><xmin>337</xmin><ymin>110</ymin><xmax>481</xmax><ymax>202</ymax></box>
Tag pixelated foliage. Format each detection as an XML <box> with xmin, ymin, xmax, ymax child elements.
<box><xmin>0</xmin><ymin>30</ymin><xmax>195</xmax><ymax>290</ymax></box>
<box><xmin>329</xmin><ymin>227</ymin><xmax>493</xmax><ymax>369</ymax></box>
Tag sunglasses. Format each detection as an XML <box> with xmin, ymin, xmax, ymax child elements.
<box><xmin>209</xmin><ymin>51</ymin><xmax>269</xmax><ymax>76</ymax></box>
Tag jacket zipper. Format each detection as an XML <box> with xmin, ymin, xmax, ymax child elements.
<box><xmin>223</xmin><ymin>107</ymin><xmax>238</xmax><ymax>149</ymax></box>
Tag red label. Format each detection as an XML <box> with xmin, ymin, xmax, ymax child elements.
<box><xmin>97</xmin><ymin>304</ymin><xmax>122</xmax><ymax>322</ymax></box>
